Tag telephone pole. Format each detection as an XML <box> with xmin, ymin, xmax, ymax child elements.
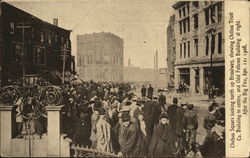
<box><xmin>61</xmin><ymin>44</ymin><xmax>69</xmax><ymax>84</ymax></box>
<box><xmin>16</xmin><ymin>21</ymin><xmax>31</xmax><ymax>86</ymax></box>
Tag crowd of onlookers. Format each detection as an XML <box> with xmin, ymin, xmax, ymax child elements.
<box><xmin>5</xmin><ymin>80</ymin><xmax>225</xmax><ymax>157</ymax></box>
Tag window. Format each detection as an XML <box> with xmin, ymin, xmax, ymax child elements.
<box><xmin>194</xmin><ymin>38</ymin><xmax>199</xmax><ymax>56</ymax></box>
<box><xmin>179</xmin><ymin>21</ymin><xmax>182</xmax><ymax>34</ymax></box>
<box><xmin>194</xmin><ymin>14</ymin><xmax>199</xmax><ymax>29</ymax></box>
<box><xmin>48</xmin><ymin>33</ymin><xmax>52</xmax><ymax>45</ymax></box>
<box><xmin>187</xmin><ymin>18</ymin><xmax>190</xmax><ymax>32</ymax></box>
<box><xmin>10</xmin><ymin>22</ymin><xmax>15</xmax><ymax>34</ymax></box>
<box><xmin>205</xmin><ymin>8</ymin><xmax>209</xmax><ymax>25</ymax></box>
<box><xmin>211</xmin><ymin>6</ymin><xmax>216</xmax><ymax>23</ymax></box>
<box><xmin>180</xmin><ymin>43</ymin><xmax>182</xmax><ymax>58</ymax></box>
<box><xmin>193</xmin><ymin>2</ymin><xmax>199</xmax><ymax>8</ymax></box>
<box><xmin>11</xmin><ymin>42</ymin><xmax>23</xmax><ymax>63</ymax></box>
<box><xmin>218</xmin><ymin>32</ymin><xmax>222</xmax><ymax>54</ymax></box>
<box><xmin>40</xmin><ymin>32</ymin><xmax>44</xmax><ymax>43</ymax></box>
<box><xmin>179</xmin><ymin>9</ymin><xmax>182</xmax><ymax>18</ymax></box>
<box><xmin>211</xmin><ymin>34</ymin><xmax>215</xmax><ymax>54</ymax></box>
<box><xmin>206</xmin><ymin>36</ymin><xmax>209</xmax><ymax>56</ymax></box>
<box><xmin>187</xmin><ymin>41</ymin><xmax>190</xmax><ymax>58</ymax></box>
<box><xmin>183</xmin><ymin>19</ymin><xmax>186</xmax><ymax>33</ymax></box>
<box><xmin>184</xmin><ymin>42</ymin><xmax>186</xmax><ymax>58</ymax></box>
<box><xmin>55</xmin><ymin>35</ymin><xmax>58</xmax><ymax>44</ymax></box>
<box><xmin>187</xmin><ymin>4</ymin><xmax>189</xmax><ymax>14</ymax></box>
<box><xmin>182</xmin><ymin>7</ymin><xmax>186</xmax><ymax>17</ymax></box>
<box><xmin>34</xmin><ymin>47</ymin><xmax>45</xmax><ymax>65</ymax></box>
<box><xmin>217</xmin><ymin>3</ymin><xmax>222</xmax><ymax>22</ymax></box>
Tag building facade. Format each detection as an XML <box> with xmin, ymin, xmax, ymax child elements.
<box><xmin>77</xmin><ymin>32</ymin><xmax>124</xmax><ymax>82</ymax></box>
<box><xmin>172</xmin><ymin>1</ymin><xmax>224</xmax><ymax>95</ymax></box>
<box><xmin>166</xmin><ymin>14</ymin><xmax>176</xmax><ymax>88</ymax></box>
<box><xmin>0</xmin><ymin>2</ymin><xmax>75</xmax><ymax>86</ymax></box>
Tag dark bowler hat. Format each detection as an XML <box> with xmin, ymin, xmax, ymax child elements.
<box><xmin>99</xmin><ymin>107</ymin><xmax>106</xmax><ymax>115</ymax></box>
<box><xmin>122</xmin><ymin>112</ymin><xmax>130</xmax><ymax>122</ymax></box>
<box><xmin>159</xmin><ymin>113</ymin><xmax>169</xmax><ymax>119</ymax></box>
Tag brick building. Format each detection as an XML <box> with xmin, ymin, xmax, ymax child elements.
<box><xmin>77</xmin><ymin>32</ymin><xmax>124</xmax><ymax>82</ymax></box>
<box><xmin>0</xmin><ymin>2</ymin><xmax>75</xmax><ymax>86</ymax></box>
<box><xmin>171</xmin><ymin>1</ymin><xmax>224</xmax><ymax>95</ymax></box>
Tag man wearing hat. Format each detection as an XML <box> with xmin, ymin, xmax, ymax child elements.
<box><xmin>183</xmin><ymin>104</ymin><xmax>198</xmax><ymax>151</ymax></box>
<box><xmin>151</xmin><ymin>96</ymin><xmax>162</xmax><ymax>128</ymax></box>
<box><xmin>149</xmin><ymin>113</ymin><xmax>176</xmax><ymax>157</ymax></box>
<box><xmin>118</xmin><ymin>112</ymin><xmax>144</xmax><ymax>157</ymax></box>
<box><xmin>133</xmin><ymin>99</ymin><xmax>145</xmax><ymax>122</ymax></box>
<box><xmin>175</xmin><ymin>103</ymin><xmax>187</xmax><ymax>152</ymax></box>
<box><xmin>167</xmin><ymin>97</ymin><xmax>179</xmax><ymax>131</ymax></box>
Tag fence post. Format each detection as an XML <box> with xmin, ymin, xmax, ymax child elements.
<box><xmin>45</xmin><ymin>105</ymin><xmax>63</xmax><ymax>157</ymax></box>
<box><xmin>0</xmin><ymin>105</ymin><xmax>13</xmax><ymax>157</ymax></box>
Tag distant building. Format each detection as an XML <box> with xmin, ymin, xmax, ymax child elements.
<box><xmin>77</xmin><ymin>32</ymin><xmax>124</xmax><ymax>82</ymax></box>
<box><xmin>0</xmin><ymin>2</ymin><xmax>75</xmax><ymax>86</ymax></box>
<box><xmin>171</xmin><ymin>1</ymin><xmax>224</xmax><ymax>95</ymax></box>
<box><xmin>166</xmin><ymin>14</ymin><xmax>176</xmax><ymax>88</ymax></box>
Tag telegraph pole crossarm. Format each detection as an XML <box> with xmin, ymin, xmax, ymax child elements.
<box><xmin>61</xmin><ymin>44</ymin><xmax>70</xmax><ymax>84</ymax></box>
<box><xmin>16</xmin><ymin>21</ymin><xmax>31</xmax><ymax>86</ymax></box>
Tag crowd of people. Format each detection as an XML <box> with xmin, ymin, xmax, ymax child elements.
<box><xmin>7</xmin><ymin>80</ymin><xmax>225</xmax><ymax>157</ymax></box>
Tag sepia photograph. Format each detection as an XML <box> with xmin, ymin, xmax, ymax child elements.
<box><xmin>0</xmin><ymin>0</ymin><xmax>228</xmax><ymax>157</ymax></box>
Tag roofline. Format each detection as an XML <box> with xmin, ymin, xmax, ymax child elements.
<box><xmin>0</xmin><ymin>1</ymin><xmax>71</xmax><ymax>32</ymax></box>
<box><xmin>172</xmin><ymin>1</ymin><xmax>189</xmax><ymax>9</ymax></box>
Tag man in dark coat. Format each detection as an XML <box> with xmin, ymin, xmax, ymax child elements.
<box><xmin>183</xmin><ymin>104</ymin><xmax>198</xmax><ymax>151</ymax></box>
<box><xmin>175</xmin><ymin>104</ymin><xmax>187</xmax><ymax>151</ymax></box>
<box><xmin>72</xmin><ymin>109</ymin><xmax>91</xmax><ymax>147</ymax></box>
<box><xmin>141</xmin><ymin>85</ymin><xmax>146</xmax><ymax>99</ymax></box>
<box><xmin>151</xmin><ymin>96</ymin><xmax>161</xmax><ymax>127</ymax></box>
<box><xmin>147</xmin><ymin>84</ymin><xmax>154</xmax><ymax>100</ymax></box>
<box><xmin>158</xmin><ymin>92</ymin><xmax>166</xmax><ymax>107</ymax></box>
<box><xmin>167</xmin><ymin>97</ymin><xmax>179</xmax><ymax>131</ymax></box>
<box><xmin>143</xmin><ymin>98</ymin><xmax>155</xmax><ymax>139</ymax></box>
<box><xmin>118</xmin><ymin>113</ymin><xmax>144</xmax><ymax>157</ymax></box>
<box><xmin>149</xmin><ymin>113</ymin><xmax>176</xmax><ymax>157</ymax></box>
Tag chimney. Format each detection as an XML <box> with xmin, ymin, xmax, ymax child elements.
<box><xmin>156</xmin><ymin>50</ymin><xmax>158</xmax><ymax>70</ymax></box>
<box><xmin>53</xmin><ymin>18</ymin><xmax>58</xmax><ymax>26</ymax></box>
<box><xmin>154</xmin><ymin>55</ymin><xmax>156</xmax><ymax>70</ymax></box>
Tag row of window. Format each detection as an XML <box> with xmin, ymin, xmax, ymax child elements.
<box><xmin>10</xmin><ymin>22</ymin><xmax>70</xmax><ymax>48</ymax></box>
<box><xmin>178</xmin><ymin>2</ymin><xmax>222</xmax><ymax>34</ymax></box>
<box><xmin>179</xmin><ymin>32</ymin><xmax>222</xmax><ymax>58</ymax></box>
<box><xmin>178</xmin><ymin>4</ymin><xmax>190</xmax><ymax>19</ymax></box>
<box><xmin>78</xmin><ymin>55</ymin><xmax>122</xmax><ymax>65</ymax></box>
<box><xmin>12</xmin><ymin>42</ymin><xmax>45</xmax><ymax>65</ymax></box>
<box><xmin>205</xmin><ymin>3</ymin><xmax>223</xmax><ymax>26</ymax></box>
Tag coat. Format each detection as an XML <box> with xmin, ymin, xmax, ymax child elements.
<box><xmin>167</xmin><ymin>104</ymin><xmax>179</xmax><ymax>130</ymax></box>
<box><xmin>175</xmin><ymin>107</ymin><xmax>186</xmax><ymax>136</ymax></box>
<box><xmin>90</xmin><ymin>111</ymin><xmax>99</xmax><ymax>144</ymax></box>
<box><xmin>149</xmin><ymin>123</ymin><xmax>176</xmax><ymax>157</ymax></box>
<box><xmin>183</xmin><ymin>110</ymin><xmax>198</xmax><ymax>130</ymax></box>
<box><xmin>121</xmin><ymin>122</ymin><xmax>144</xmax><ymax>157</ymax></box>
<box><xmin>96</xmin><ymin>118</ymin><xmax>113</xmax><ymax>152</ymax></box>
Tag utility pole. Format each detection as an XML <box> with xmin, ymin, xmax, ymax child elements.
<box><xmin>16</xmin><ymin>21</ymin><xmax>31</xmax><ymax>86</ymax></box>
<box><xmin>61</xmin><ymin>44</ymin><xmax>69</xmax><ymax>84</ymax></box>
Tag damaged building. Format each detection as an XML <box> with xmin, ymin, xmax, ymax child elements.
<box><xmin>171</xmin><ymin>1</ymin><xmax>224</xmax><ymax>95</ymax></box>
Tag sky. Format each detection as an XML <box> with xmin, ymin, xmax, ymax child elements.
<box><xmin>4</xmin><ymin>0</ymin><xmax>175</xmax><ymax>69</ymax></box>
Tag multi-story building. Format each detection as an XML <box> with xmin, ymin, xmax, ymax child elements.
<box><xmin>172</xmin><ymin>1</ymin><xmax>224</xmax><ymax>95</ymax></box>
<box><xmin>166</xmin><ymin>14</ymin><xmax>176</xmax><ymax>88</ymax></box>
<box><xmin>0</xmin><ymin>2</ymin><xmax>75</xmax><ymax>86</ymax></box>
<box><xmin>77</xmin><ymin>32</ymin><xmax>124</xmax><ymax>82</ymax></box>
